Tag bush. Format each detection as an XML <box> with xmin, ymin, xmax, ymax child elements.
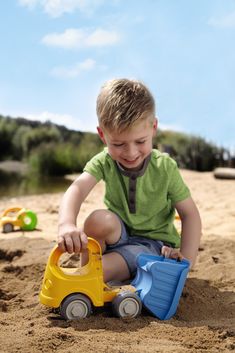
<box><xmin>0</xmin><ymin>117</ymin><xmax>17</xmax><ymax>160</ymax></box>
<box><xmin>28</xmin><ymin>138</ymin><xmax>103</xmax><ymax>176</ymax></box>
<box><xmin>155</xmin><ymin>130</ymin><xmax>225</xmax><ymax>171</ymax></box>
<box><xmin>29</xmin><ymin>144</ymin><xmax>70</xmax><ymax>176</ymax></box>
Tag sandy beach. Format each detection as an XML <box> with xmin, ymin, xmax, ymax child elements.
<box><xmin>0</xmin><ymin>169</ymin><xmax>234</xmax><ymax>353</ymax></box>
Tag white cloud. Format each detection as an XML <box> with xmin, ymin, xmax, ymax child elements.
<box><xmin>18</xmin><ymin>0</ymin><xmax>106</xmax><ymax>17</ymax></box>
<box><xmin>86</xmin><ymin>29</ymin><xmax>120</xmax><ymax>46</ymax></box>
<box><xmin>51</xmin><ymin>58</ymin><xmax>96</xmax><ymax>78</ymax></box>
<box><xmin>45</xmin><ymin>0</ymin><xmax>105</xmax><ymax>17</ymax></box>
<box><xmin>158</xmin><ymin>122</ymin><xmax>185</xmax><ymax>133</ymax></box>
<box><xmin>26</xmin><ymin>111</ymin><xmax>81</xmax><ymax>130</ymax></box>
<box><xmin>25</xmin><ymin>111</ymin><xmax>98</xmax><ymax>132</ymax></box>
<box><xmin>42</xmin><ymin>29</ymin><xmax>86</xmax><ymax>49</ymax></box>
<box><xmin>18</xmin><ymin>0</ymin><xmax>38</xmax><ymax>8</ymax></box>
<box><xmin>208</xmin><ymin>11</ymin><xmax>235</xmax><ymax>28</ymax></box>
<box><xmin>42</xmin><ymin>28</ymin><xmax>120</xmax><ymax>49</ymax></box>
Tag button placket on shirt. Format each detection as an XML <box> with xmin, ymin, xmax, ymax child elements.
<box><xmin>129</xmin><ymin>175</ymin><xmax>137</xmax><ymax>213</ymax></box>
<box><xmin>115</xmin><ymin>153</ymin><xmax>152</xmax><ymax>214</ymax></box>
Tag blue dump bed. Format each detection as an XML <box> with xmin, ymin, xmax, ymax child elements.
<box><xmin>132</xmin><ymin>254</ymin><xmax>190</xmax><ymax>320</ymax></box>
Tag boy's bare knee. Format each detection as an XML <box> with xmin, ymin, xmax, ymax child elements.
<box><xmin>84</xmin><ymin>209</ymin><xmax>121</xmax><ymax>243</ymax></box>
<box><xmin>84</xmin><ymin>209</ymin><xmax>116</xmax><ymax>233</ymax></box>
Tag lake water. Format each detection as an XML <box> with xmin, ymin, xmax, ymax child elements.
<box><xmin>0</xmin><ymin>172</ymin><xmax>72</xmax><ymax>198</ymax></box>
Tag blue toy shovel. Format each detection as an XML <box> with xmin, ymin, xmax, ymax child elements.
<box><xmin>132</xmin><ymin>254</ymin><xmax>190</xmax><ymax>320</ymax></box>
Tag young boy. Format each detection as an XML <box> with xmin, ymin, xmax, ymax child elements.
<box><xmin>58</xmin><ymin>78</ymin><xmax>201</xmax><ymax>283</ymax></box>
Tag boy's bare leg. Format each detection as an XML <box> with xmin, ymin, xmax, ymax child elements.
<box><xmin>102</xmin><ymin>252</ymin><xmax>130</xmax><ymax>282</ymax></box>
<box><xmin>81</xmin><ymin>209</ymin><xmax>130</xmax><ymax>281</ymax></box>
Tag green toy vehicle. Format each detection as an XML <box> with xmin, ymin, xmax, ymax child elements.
<box><xmin>0</xmin><ymin>206</ymin><xmax>37</xmax><ymax>233</ymax></box>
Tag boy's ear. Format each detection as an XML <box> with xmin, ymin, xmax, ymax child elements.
<box><xmin>97</xmin><ymin>126</ymin><xmax>106</xmax><ymax>144</ymax></box>
<box><xmin>152</xmin><ymin>117</ymin><xmax>158</xmax><ymax>136</ymax></box>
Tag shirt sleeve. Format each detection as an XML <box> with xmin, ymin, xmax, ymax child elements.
<box><xmin>167</xmin><ymin>158</ymin><xmax>191</xmax><ymax>204</ymax></box>
<box><xmin>83</xmin><ymin>151</ymin><xmax>105</xmax><ymax>182</ymax></box>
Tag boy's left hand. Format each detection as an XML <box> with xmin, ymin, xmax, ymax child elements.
<box><xmin>161</xmin><ymin>245</ymin><xmax>183</xmax><ymax>261</ymax></box>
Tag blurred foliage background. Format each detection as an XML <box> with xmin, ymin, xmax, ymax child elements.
<box><xmin>0</xmin><ymin>115</ymin><xmax>233</xmax><ymax>177</ymax></box>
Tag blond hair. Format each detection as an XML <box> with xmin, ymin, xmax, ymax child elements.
<box><xmin>96</xmin><ymin>78</ymin><xmax>155</xmax><ymax>132</ymax></box>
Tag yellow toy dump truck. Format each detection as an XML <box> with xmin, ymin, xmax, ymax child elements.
<box><xmin>39</xmin><ymin>237</ymin><xmax>142</xmax><ymax>319</ymax></box>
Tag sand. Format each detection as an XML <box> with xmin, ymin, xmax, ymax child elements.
<box><xmin>0</xmin><ymin>170</ymin><xmax>234</xmax><ymax>353</ymax></box>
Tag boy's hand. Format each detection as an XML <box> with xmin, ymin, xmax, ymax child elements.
<box><xmin>57</xmin><ymin>224</ymin><xmax>88</xmax><ymax>254</ymax></box>
<box><xmin>161</xmin><ymin>245</ymin><xmax>183</xmax><ymax>261</ymax></box>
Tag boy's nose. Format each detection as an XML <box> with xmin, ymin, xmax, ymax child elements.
<box><xmin>125</xmin><ymin>144</ymin><xmax>138</xmax><ymax>158</ymax></box>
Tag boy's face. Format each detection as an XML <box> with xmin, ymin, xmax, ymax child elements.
<box><xmin>97</xmin><ymin>118</ymin><xmax>157</xmax><ymax>171</ymax></box>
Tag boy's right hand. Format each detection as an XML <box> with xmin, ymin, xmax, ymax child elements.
<box><xmin>57</xmin><ymin>224</ymin><xmax>88</xmax><ymax>254</ymax></box>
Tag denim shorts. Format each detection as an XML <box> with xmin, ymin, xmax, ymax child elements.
<box><xmin>105</xmin><ymin>218</ymin><xmax>164</xmax><ymax>277</ymax></box>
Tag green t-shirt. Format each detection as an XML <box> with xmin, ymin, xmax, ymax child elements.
<box><xmin>84</xmin><ymin>148</ymin><xmax>190</xmax><ymax>247</ymax></box>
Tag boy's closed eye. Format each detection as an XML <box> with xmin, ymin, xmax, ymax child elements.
<box><xmin>136</xmin><ymin>140</ymin><xmax>146</xmax><ymax>144</ymax></box>
<box><xmin>112</xmin><ymin>139</ymin><xmax>146</xmax><ymax>147</ymax></box>
<box><xmin>112</xmin><ymin>143</ymin><xmax>125</xmax><ymax>147</ymax></box>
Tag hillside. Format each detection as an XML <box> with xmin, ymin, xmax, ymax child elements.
<box><xmin>0</xmin><ymin>114</ymin><xmax>232</xmax><ymax>175</ymax></box>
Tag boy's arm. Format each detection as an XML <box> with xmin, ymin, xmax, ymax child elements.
<box><xmin>174</xmin><ymin>197</ymin><xmax>202</xmax><ymax>267</ymax></box>
<box><xmin>58</xmin><ymin>172</ymin><xmax>98</xmax><ymax>253</ymax></box>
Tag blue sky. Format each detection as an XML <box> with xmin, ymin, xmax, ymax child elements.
<box><xmin>0</xmin><ymin>1</ymin><xmax>234</xmax><ymax>151</ymax></box>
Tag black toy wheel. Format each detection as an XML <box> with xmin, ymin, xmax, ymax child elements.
<box><xmin>60</xmin><ymin>294</ymin><xmax>92</xmax><ymax>320</ymax></box>
<box><xmin>112</xmin><ymin>291</ymin><xmax>142</xmax><ymax>318</ymax></box>
<box><xmin>3</xmin><ymin>223</ymin><xmax>14</xmax><ymax>233</ymax></box>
